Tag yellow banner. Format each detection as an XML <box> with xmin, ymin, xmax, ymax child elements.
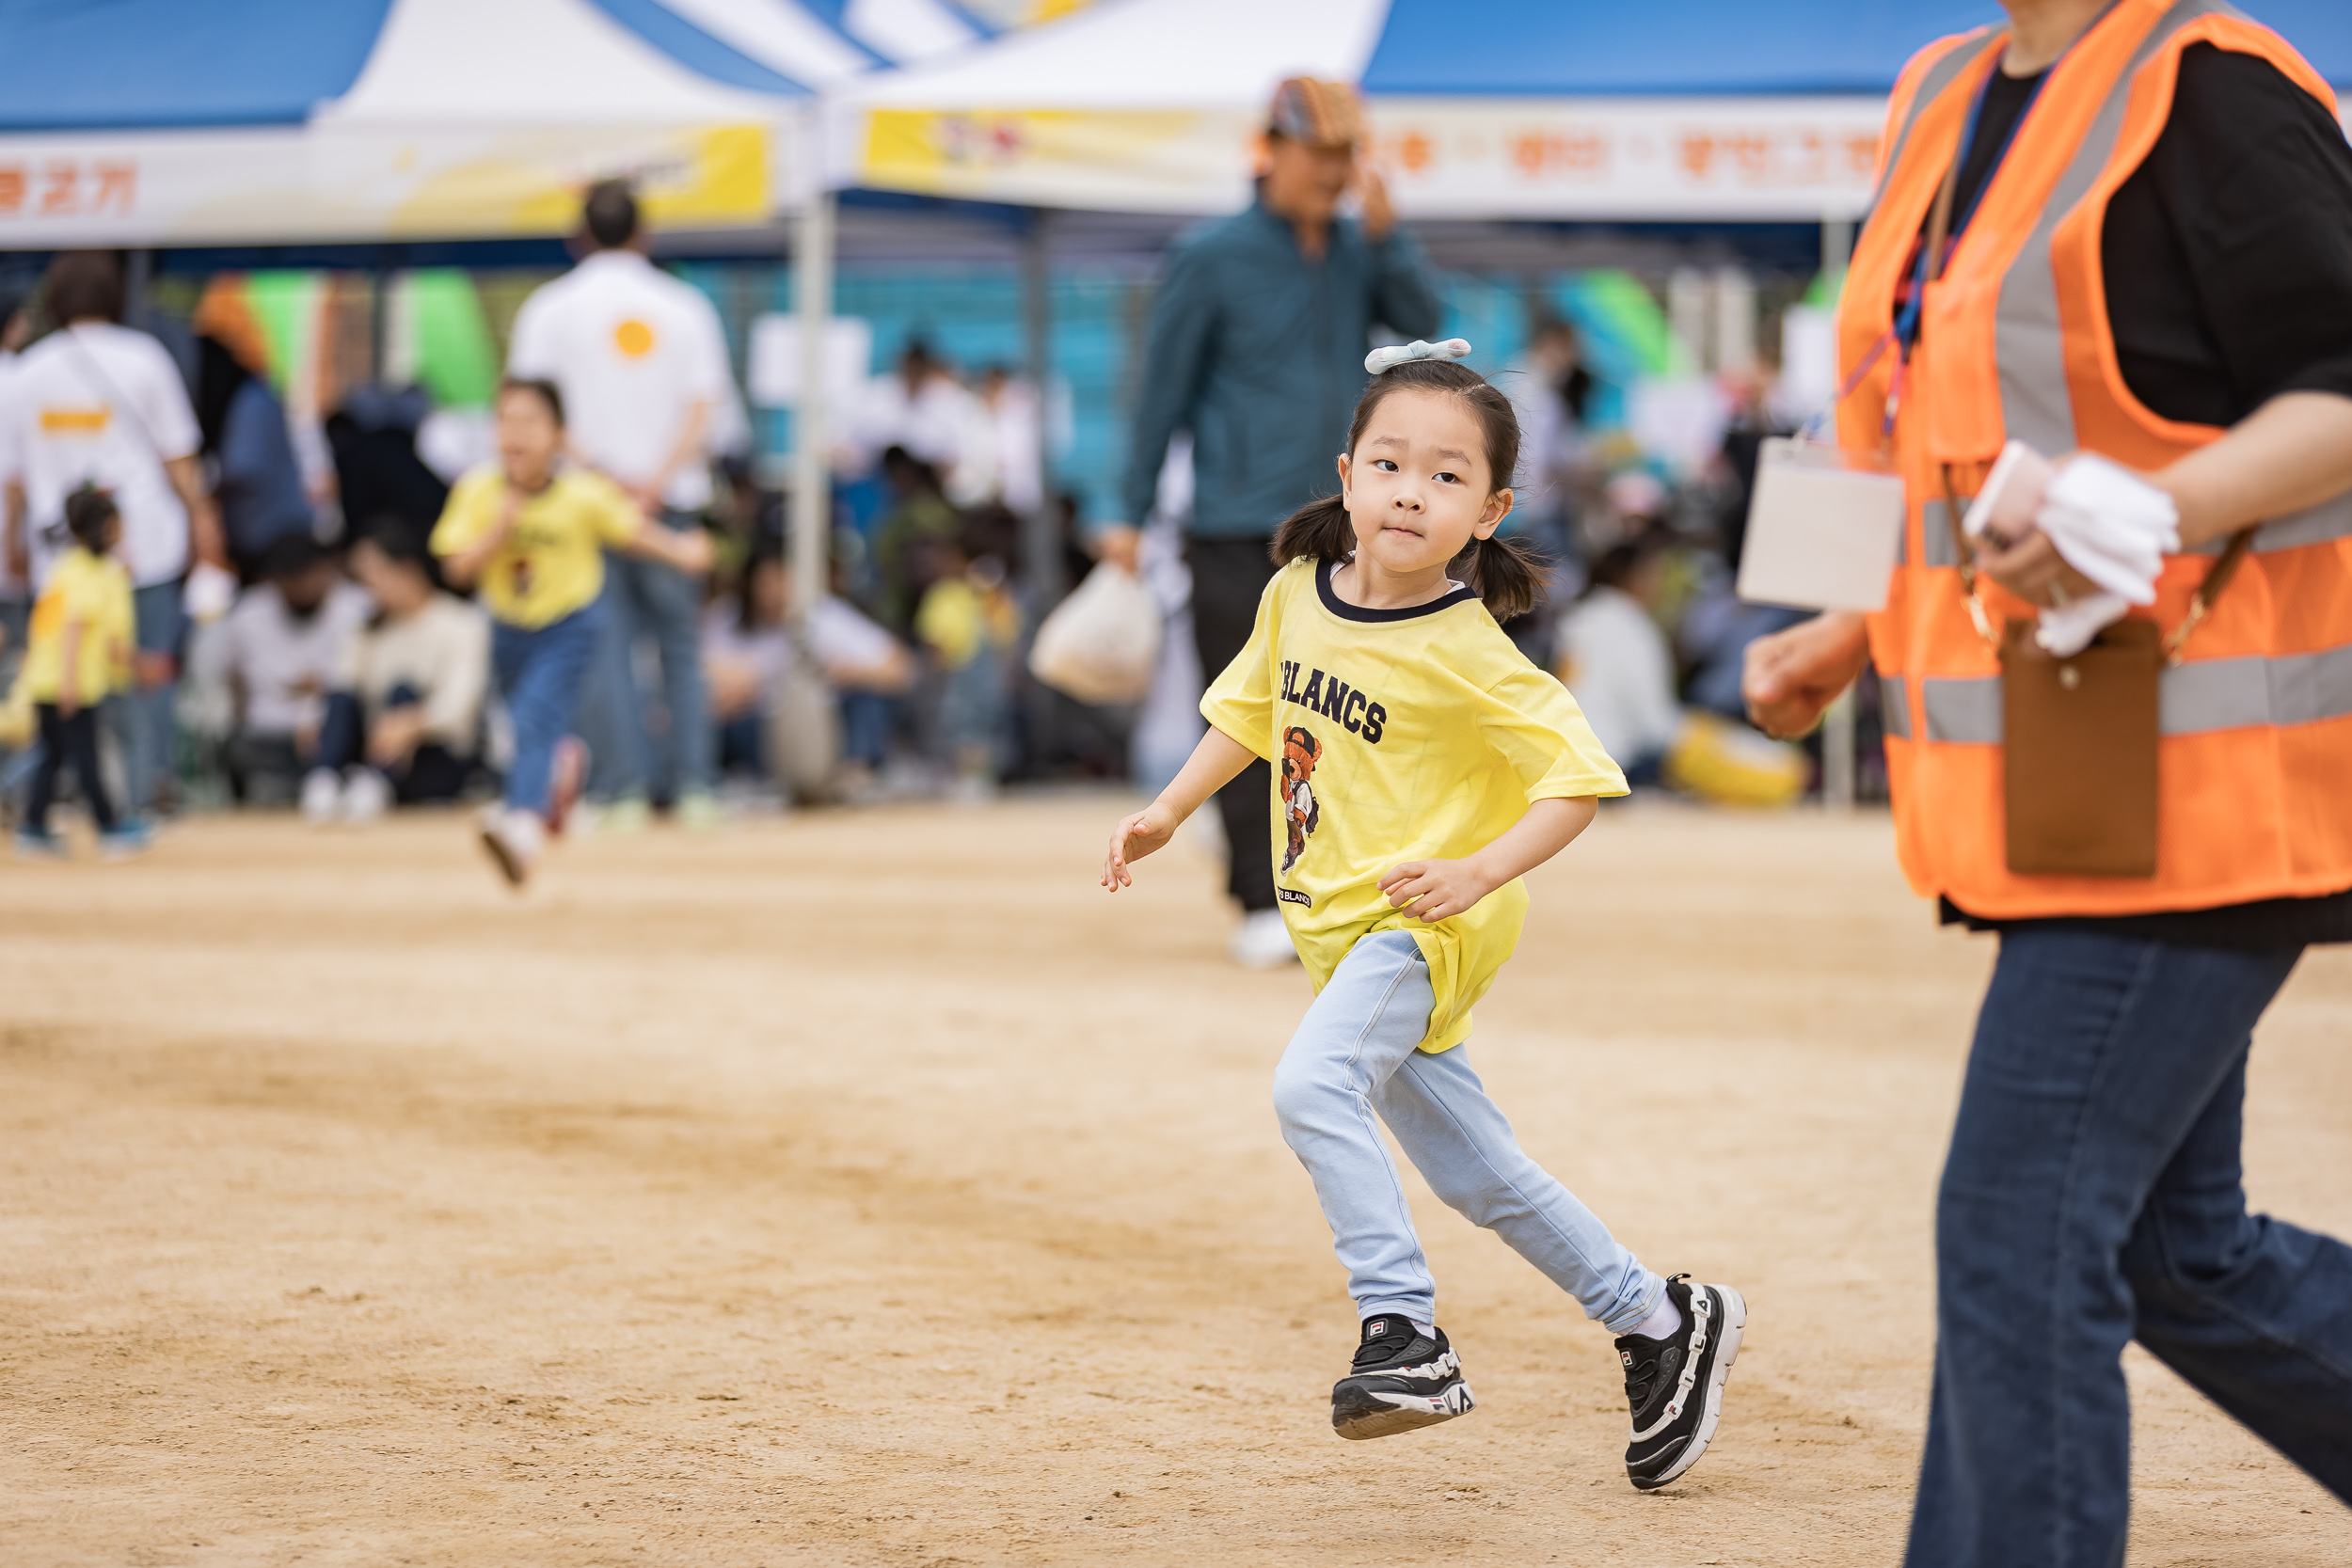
<box><xmin>862</xmin><ymin>108</ymin><xmax>1250</xmax><ymax>212</ymax></box>
<box><xmin>409</xmin><ymin>123</ymin><xmax>771</xmax><ymax>238</ymax></box>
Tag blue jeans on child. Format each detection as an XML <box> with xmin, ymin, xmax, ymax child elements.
<box><xmin>1906</xmin><ymin>926</ymin><xmax>2352</xmax><ymax>1568</ymax></box>
<box><xmin>1271</xmin><ymin>928</ymin><xmax>1666</xmax><ymax>1333</ymax></box>
<box><xmin>492</xmin><ymin>603</ymin><xmax>602</xmax><ymax>816</ymax></box>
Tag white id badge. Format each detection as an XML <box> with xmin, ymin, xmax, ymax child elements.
<box><xmin>1735</xmin><ymin>437</ymin><xmax>1906</xmax><ymax>612</ymax></box>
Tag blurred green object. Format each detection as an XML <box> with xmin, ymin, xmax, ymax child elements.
<box><xmin>397</xmin><ymin>270</ymin><xmax>499</xmax><ymax>409</ymax></box>
<box><xmin>243</xmin><ymin>271</ymin><xmax>320</xmax><ymax>395</ymax></box>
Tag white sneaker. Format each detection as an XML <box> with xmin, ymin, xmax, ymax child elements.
<box><xmin>299</xmin><ymin>768</ymin><xmax>342</xmax><ymax>825</ymax></box>
<box><xmin>1228</xmin><ymin>907</ymin><xmax>1299</xmax><ymax>969</ymax></box>
<box><xmin>340</xmin><ymin>768</ymin><xmax>391</xmax><ymax>825</ymax></box>
<box><xmin>476</xmin><ymin>806</ymin><xmax>545</xmax><ymax>887</ymax></box>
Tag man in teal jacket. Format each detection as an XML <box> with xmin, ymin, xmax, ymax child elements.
<box><xmin>1104</xmin><ymin>77</ymin><xmax>1443</xmax><ymax>968</ymax></box>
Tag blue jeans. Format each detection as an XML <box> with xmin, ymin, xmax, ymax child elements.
<box><xmin>1270</xmin><ymin>929</ymin><xmax>1665</xmax><ymax>1332</ymax></box>
<box><xmin>492</xmin><ymin>604</ymin><xmax>602</xmax><ymax>816</ymax></box>
<box><xmin>1908</xmin><ymin>927</ymin><xmax>2352</xmax><ymax>1567</ymax></box>
<box><xmin>840</xmin><ymin>689</ymin><xmax>897</xmax><ymax>770</ymax></box>
<box><xmin>101</xmin><ymin>578</ymin><xmax>184</xmax><ymax>814</ymax></box>
<box><xmin>581</xmin><ymin>516</ymin><xmax>711</xmax><ymax>801</ymax></box>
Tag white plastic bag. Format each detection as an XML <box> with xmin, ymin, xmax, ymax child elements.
<box><xmin>1028</xmin><ymin>563</ymin><xmax>1162</xmax><ymax>706</ymax></box>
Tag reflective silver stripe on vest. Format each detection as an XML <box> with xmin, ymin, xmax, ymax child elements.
<box><xmin>1922</xmin><ymin>499</ymin><xmax>1963</xmax><ymax>567</ymax></box>
<box><xmin>1912</xmin><ymin>641</ymin><xmax>2352</xmax><ymax>745</ymax></box>
<box><xmin>1922</xmin><ymin>674</ymin><xmax>2005</xmax><ymax>743</ymax></box>
<box><xmin>2194</xmin><ymin>490</ymin><xmax>2352</xmax><ymax>555</ymax></box>
<box><xmin>1994</xmin><ymin>0</ymin><xmax>2231</xmax><ymax>457</ymax></box>
<box><xmin>1872</xmin><ymin>30</ymin><xmax>2005</xmax><ymax>209</ymax></box>
<box><xmin>1896</xmin><ymin>500</ymin><xmax>1964</xmax><ymax>568</ymax></box>
<box><xmin>2163</xmin><ymin>643</ymin><xmax>2352</xmax><ymax>733</ymax></box>
<box><xmin>1881</xmin><ymin>673</ymin><xmax>1913</xmax><ymax>739</ymax></box>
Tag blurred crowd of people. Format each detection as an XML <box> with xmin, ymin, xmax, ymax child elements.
<box><xmin>0</xmin><ymin>198</ymin><xmax>1084</xmax><ymax>867</ymax></box>
<box><xmin>0</xmin><ymin>176</ymin><xmax>1839</xmax><ymax>875</ymax></box>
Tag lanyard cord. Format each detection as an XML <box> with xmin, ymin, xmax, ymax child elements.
<box><xmin>1892</xmin><ymin>63</ymin><xmax>2050</xmax><ymax>362</ymax></box>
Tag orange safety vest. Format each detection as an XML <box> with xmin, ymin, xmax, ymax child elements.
<box><xmin>1839</xmin><ymin>0</ymin><xmax>2352</xmax><ymax>920</ymax></box>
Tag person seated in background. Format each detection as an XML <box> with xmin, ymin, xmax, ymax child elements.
<box><xmin>1559</xmin><ymin>528</ymin><xmax>1806</xmax><ymax>809</ymax></box>
<box><xmin>703</xmin><ymin>538</ymin><xmax>914</xmax><ymax>792</ymax></box>
<box><xmin>301</xmin><ymin>521</ymin><xmax>490</xmax><ymax>823</ymax></box>
<box><xmin>1556</xmin><ymin>535</ymin><xmax>1679</xmax><ymax>784</ymax></box>
<box><xmin>220</xmin><ymin>533</ymin><xmax>371</xmax><ymax>803</ymax></box>
<box><xmin>914</xmin><ymin>517</ymin><xmax>1019</xmax><ymax>800</ymax></box>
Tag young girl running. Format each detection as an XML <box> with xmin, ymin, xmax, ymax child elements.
<box><xmin>1101</xmin><ymin>343</ymin><xmax>1743</xmax><ymax>1490</ymax></box>
<box><xmin>432</xmin><ymin>378</ymin><xmax>711</xmax><ymax>885</ymax></box>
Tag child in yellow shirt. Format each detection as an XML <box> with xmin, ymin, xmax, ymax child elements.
<box><xmin>914</xmin><ymin>524</ymin><xmax>1020</xmax><ymax>797</ymax></box>
<box><xmin>431</xmin><ymin>378</ymin><xmax>711</xmax><ymax>885</ymax></box>
<box><xmin>14</xmin><ymin>488</ymin><xmax>144</xmax><ymax>859</ymax></box>
<box><xmin>1100</xmin><ymin>345</ymin><xmax>1744</xmax><ymax>1490</ymax></box>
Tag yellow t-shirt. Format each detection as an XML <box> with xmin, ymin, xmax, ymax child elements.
<box><xmin>1201</xmin><ymin>558</ymin><xmax>1629</xmax><ymax>1053</ymax></box>
<box><xmin>18</xmin><ymin>546</ymin><xmax>134</xmax><ymax>704</ymax></box>
<box><xmin>429</xmin><ymin>466</ymin><xmax>642</xmax><ymax>628</ymax></box>
<box><xmin>915</xmin><ymin>575</ymin><xmax>1021</xmax><ymax>668</ymax></box>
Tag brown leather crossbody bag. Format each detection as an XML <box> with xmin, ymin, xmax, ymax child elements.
<box><xmin>1955</xmin><ymin>510</ymin><xmax>2250</xmax><ymax>878</ymax></box>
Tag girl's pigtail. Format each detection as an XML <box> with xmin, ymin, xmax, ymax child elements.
<box><xmin>1457</xmin><ymin>531</ymin><xmax>1549</xmax><ymax>622</ymax></box>
<box><xmin>1270</xmin><ymin>493</ymin><xmax>1356</xmax><ymax>567</ymax></box>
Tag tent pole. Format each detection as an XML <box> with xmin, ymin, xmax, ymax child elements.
<box><xmin>790</xmin><ymin>191</ymin><xmax>835</xmax><ymax>623</ymax></box>
<box><xmin>1019</xmin><ymin>208</ymin><xmax>1057</xmax><ymax>608</ymax></box>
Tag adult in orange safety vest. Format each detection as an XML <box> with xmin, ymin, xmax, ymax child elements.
<box><xmin>1742</xmin><ymin>0</ymin><xmax>2352</xmax><ymax>1560</ymax></box>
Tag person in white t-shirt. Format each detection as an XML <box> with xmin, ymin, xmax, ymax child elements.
<box><xmin>219</xmin><ymin>534</ymin><xmax>372</xmax><ymax>801</ymax></box>
<box><xmin>506</xmin><ymin>180</ymin><xmax>727</xmax><ymax>829</ymax></box>
<box><xmin>1555</xmin><ymin>536</ymin><xmax>1681</xmax><ymax>784</ymax></box>
<box><xmin>2</xmin><ymin>252</ymin><xmax>229</xmax><ymax>816</ymax></box>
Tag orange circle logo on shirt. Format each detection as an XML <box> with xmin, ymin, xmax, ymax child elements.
<box><xmin>613</xmin><ymin>319</ymin><xmax>656</xmax><ymax>357</ymax></box>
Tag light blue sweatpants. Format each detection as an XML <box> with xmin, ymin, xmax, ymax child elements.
<box><xmin>1271</xmin><ymin>927</ymin><xmax>1666</xmax><ymax>1334</ymax></box>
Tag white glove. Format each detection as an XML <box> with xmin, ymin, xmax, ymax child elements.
<box><xmin>2027</xmin><ymin>455</ymin><xmax>2178</xmax><ymax>656</ymax></box>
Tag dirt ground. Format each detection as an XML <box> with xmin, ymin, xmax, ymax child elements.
<box><xmin>2</xmin><ymin>796</ymin><xmax>2347</xmax><ymax>1567</ymax></box>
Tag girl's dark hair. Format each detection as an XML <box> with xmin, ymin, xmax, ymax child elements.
<box><xmin>1269</xmin><ymin>357</ymin><xmax>1547</xmax><ymax>620</ymax></box>
<box><xmin>64</xmin><ymin>485</ymin><xmax>119</xmax><ymax>551</ymax></box>
<box><xmin>499</xmin><ymin>375</ymin><xmax>565</xmax><ymax>427</ymax></box>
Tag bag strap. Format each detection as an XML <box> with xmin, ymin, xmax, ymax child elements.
<box><xmin>1917</xmin><ymin>124</ymin><xmax>2258</xmax><ymax>662</ymax></box>
<box><xmin>2163</xmin><ymin>528</ymin><xmax>2255</xmax><ymax>663</ymax></box>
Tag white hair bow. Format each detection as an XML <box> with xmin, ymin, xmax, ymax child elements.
<box><xmin>1364</xmin><ymin>338</ymin><xmax>1472</xmax><ymax>375</ymax></box>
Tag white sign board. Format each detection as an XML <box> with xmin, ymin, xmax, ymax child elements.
<box><xmin>748</xmin><ymin>314</ymin><xmax>874</xmax><ymax>411</ymax></box>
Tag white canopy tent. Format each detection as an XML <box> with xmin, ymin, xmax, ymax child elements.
<box><xmin>824</xmin><ymin>0</ymin><xmax>1928</xmax><ymax>222</ymax></box>
<box><xmin>0</xmin><ymin>0</ymin><xmax>1008</xmax><ymax>248</ymax></box>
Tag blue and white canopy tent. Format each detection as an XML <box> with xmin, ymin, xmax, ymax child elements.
<box><xmin>830</xmin><ymin>0</ymin><xmax>2350</xmax><ymax>219</ymax></box>
<box><xmin>0</xmin><ymin>0</ymin><xmax>993</xmax><ymax>247</ymax></box>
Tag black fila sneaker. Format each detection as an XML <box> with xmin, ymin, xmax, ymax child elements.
<box><xmin>1615</xmin><ymin>1275</ymin><xmax>1746</xmax><ymax>1491</ymax></box>
<box><xmin>1329</xmin><ymin>1315</ymin><xmax>1475</xmax><ymax>1440</ymax></box>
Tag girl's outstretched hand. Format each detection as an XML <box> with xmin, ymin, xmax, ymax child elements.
<box><xmin>1103</xmin><ymin>802</ymin><xmax>1178</xmax><ymax>891</ymax></box>
<box><xmin>1378</xmin><ymin>859</ymin><xmax>1497</xmax><ymax>924</ymax></box>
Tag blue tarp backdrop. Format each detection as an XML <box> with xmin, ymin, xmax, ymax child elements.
<box><xmin>1364</xmin><ymin>0</ymin><xmax>2352</xmax><ymax>95</ymax></box>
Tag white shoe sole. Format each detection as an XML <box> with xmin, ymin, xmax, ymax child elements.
<box><xmin>1331</xmin><ymin>1378</ymin><xmax>1476</xmax><ymax>1440</ymax></box>
<box><xmin>1638</xmin><ymin>1285</ymin><xmax>1746</xmax><ymax>1490</ymax></box>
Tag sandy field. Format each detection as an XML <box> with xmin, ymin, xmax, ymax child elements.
<box><xmin>2</xmin><ymin>796</ymin><xmax>2347</xmax><ymax>1567</ymax></box>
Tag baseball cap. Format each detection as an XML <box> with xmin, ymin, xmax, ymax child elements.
<box><xmin>1268</xmin><ymin>77</ymin><xmax>1363</xmax><ymax>149</ymax></box>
